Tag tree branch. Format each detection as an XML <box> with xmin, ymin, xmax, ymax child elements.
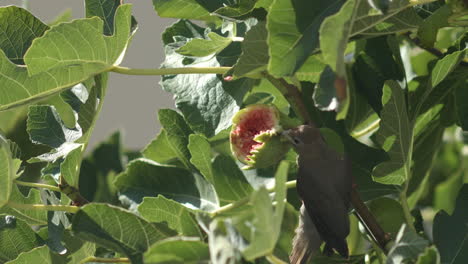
<box><xmin>111</xmin><ymin>66</ymin><xmax>231</xmax><ymax>75</ymax></box>
<box><xmin>404</xmin><ymin>32</ymin><xmax>468</xmax><ymax>67</ymax></box>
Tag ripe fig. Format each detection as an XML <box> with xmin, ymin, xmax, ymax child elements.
<box><xmin>230</xmin><ymin>104</ymin><xmax>291</xmax><ymax>169</ymax></box>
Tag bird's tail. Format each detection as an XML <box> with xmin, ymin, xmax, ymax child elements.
<box><xmin>290</xmin><ymin>205</ymin><xmax>322</xmax><ymax>264</ymax></box>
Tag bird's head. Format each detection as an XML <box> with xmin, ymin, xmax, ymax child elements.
<box><xmin>282</xmin><ymin>125</ymin><xmax>322</xmax><ymax>150</ymax></box>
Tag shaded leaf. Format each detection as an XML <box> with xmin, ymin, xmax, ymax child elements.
<box><xmin>0</xmin><ymin>186</ymin><xmax>47</xmax><ymax>225</ymax></box>
<box><xmin>415</xmin><ymin>246</ymin><xmax>441</xmax><ymax>264</ymax></box>
<box><xmin>242</xmin><ymin>161</ymin><xmax>288</xmax><ymax>260</ymax></box>
<box><xmin>212</xmin><ymin>155</ymin><xmax>253</xmax><ymax>204</ymax></box>
<box><xmin>367</xmin><ymin>197</ymin><xmax>405</xmax><ymax>236</ymax></box>
<box><xmin>188</xmin><ymin>134</ymin><xmax>214</xmax><ymax>184</ymax></box>
<box><xmin>232</xmin><ymin>21</ymin><xmax>269</xmax><ymax>79</ymax></box>
<box><xmin>267</xmin><ymin>0</ymin><xmax>343</xmax><ymax>77</ymax></box>
<box><xmin>0</xmin><ymin>6</ymin><xmax>49</xmax><ymax>65</ymax></box>
<box><xmin>433</xmin><ymin>184</ymin><xmax>468</xmax><ymax>264</ymax></box>
<box><xmin>0</xmin><ymin>215</ymin><xmax>43</xmax><ymax>263</ymax></box>
<box><xmin>372</xmin><ymin>81</ymin><xmax>413</xmax><ymax>185</ymax></box>
<box><xmin>114</xmin><ymin>158</ymin><xmax>219</xmax><ymax>211</ymax></box>
<box><xmin>0</xmin><ymin>134</ymin><xmax>15</xmax><ymax>208</ymax></box>
<box><xmin>143</xmin><ymin>237</ymin><xmax>209</xmax><ymax>264</ymax></box>
<box><xmin>86</xmin><ymin>0</ymin><xmax>121</xmax><ymax>36</ymax></box>
<box><xmin>143</xmin><ymin>129</ymin><xmax>180</xmax><ymax>165</ymax></box>
<box><xmin>72</xmin><ymin>203</ymin><xmax>176</xmax><ymax>262</ymax></box>
<box><xmin>387</xmin><ymin>224</ymin><xmax>429</xmax><ymax>264</ymax></box>
<box><xmin>157</xmin><ymin>109</ymin><xmax>192</xmax><ymax>169</ymax></box>
<box><xmin>138</xmin><ymin>195</ymin><xmax>202</xmax><ymax>237</ymax></box>
<box><xmin>431</xmin><ymin>50</ymin><xmax>465</xmax><ymax>88</ymax></box>
<box><xmin>417</xmin><ymin>5</ymin><xmax>451</xmax><ymax>48</ymax></box>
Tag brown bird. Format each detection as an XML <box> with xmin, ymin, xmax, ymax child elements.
<box><xmin>282</xmin><ymin>125</ymin><xmax>352</xmax><ymax>263</ymax></box>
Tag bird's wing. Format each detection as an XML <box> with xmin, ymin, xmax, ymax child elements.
<box><xmin>296</xmin><ymin>159</ymin><xmax>351</xmax><ymax>254</ymax></box>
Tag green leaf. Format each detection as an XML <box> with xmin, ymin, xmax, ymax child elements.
<box><xmin>0</xmin><ymin>186</ymin><xmax>47</xmax><ymax>226</ymax></box>
<box><xmin>27</xmin><ymin>105</ymin><xmax>82</xmax><ymax>149</ymax></box>
<box><xmin>72</xmin><ymin>203</ymin><xmax>176</xmax><ymax>262</ymax></box>
<box><xmin>79</xmin><ymin>131</ymin><xmax>123</xmax><ymax>203</ymax></box>
<box><xmin>161</xmin><ymin>20</ymin><xmax>254</xmax><ymax>136</ymax></box>
<box><xmin>213</xmin><ymin>0</ymin><xmax>257</xmax><ymax>18</ymax></box>
<box><xmin>431</xmin><ymin>50</ymin><xmax>465</xmax><ymax>88</ymax></box>
<box><xmin>294</xmin><ymin>54</ymin><xmax>327</xmax><ymax>83</ymax></box>
<box><xmin>143</xmin><ymin>237</ymin><xmax>209</xmax><ymax>264</ymax></box>
<box><xmin>242</xmin><ymin>161</ymin><xmax>288</xmax><ymax>260</ymax></box>
<box><xmin>0</xmin><ymin>6</ymin><xmax>49</xmax><ymax>65</ymax></box>
<box><xmin>143</xmin><ymin>129</ymin><xmax>180</xmax><ymax>165</ymax></box>
<box><xmin>367</xmin><ymin>197</ymin><xmax>405</xmax><ymax>236</ymax></box>
<box><xmin>267</xmin><ymin>0</ymin><xmax>343</xmax><ymax>77</ymax></box>
<box><xmin>433</xmin><ymin>184</ymin><xmax>468</xmax><ymax>264</ymax></box>
<box><xmin>319</xmin><ymin>0</ymin><xmax>356</xmax><ymax>76</ymax></box>
<box><xmin>188</xmin><ymin>134</ymin><xmax>214</xmax><ymax>184</ymax></box>
<box><xmin>0</xmin><ymin>215</ymin><xmax>43</xmax><ymax>263</ymax></box>
<box><xmin>417</xmin><ymin>5</ymin><xmax>451</xmax><ymax>48</ymax></box>
<box><xmin>349</xmin><ymin>1</ymin><xmax>422</xmax><ymax>37</ymax></box>
<box><xmin>372</xmin><ymin>81</ymin><xmax>413</xmax><ymax>185</ymax></box>
<box><xmin>114</xmin><ymin>158</ymin><xmax>219</xmax><ymax>211</ymax></box>
<box><xmin>212</xmin><ymin>155</ymin><xmax>253</xmax><ymax>204</ymax></box>
<box><xmin>86</xmin><ymin>0</ymin><xmax>122</xmax><ymax>36</ymax></box>
<box><xmin>0</xmin><ymin>134</ymin><xmax>15</xmax><ymax>208</ymax></box>
<box><xmin>352</xmin><ymin>36</ymin><xmax>404</xmax><ymax>114</ymax></box>
<box><xmin>153</xmin><ymin>0</ymin><xmax>219</xmax><ymax>22</ymax></box>
<box><xmin>176</xmin><ymin>32</ymin><xmax>232</xmax><ymax>57</ymax></box>
<box><xmin>6</xmin><ymin>236</ymin><xmax>95</xmax><ymax>264</ymax></box>
<box><xmin>232</xmin><ymin>21</ymin><xmax>269</xmax><ymax>79</ymax></box>
<box><xmin>138</xmin><ymin>195</ymin><xmax>202</xmax><ymax>237</ymax></box>
<box><xmin>157</xmin><ymin>109</ymin><xmax>192</xmax><ymax>169</ymax></box>
<box><xmin>415</xmin><ymin>246</ymin><xmax>441</xmax><ymax>264</ymax></box>
<box><xmin>24</xmin><ymin>5</ymin><xmax>132</xmax><ymax>76</ymax></box>
<box><xmin>387</xmin><ymin>224</ymin><xmax>429</xmax><ymax>264</ymax></box>
<box><xmin>0</xmin><ymin>5</ymin><xmax>132</xmax><ymax>111</ymax></box>
<box><xmin>455</xmin><ymin>77</ymin><xmax>468</xmax><ymax>131</ymax></box>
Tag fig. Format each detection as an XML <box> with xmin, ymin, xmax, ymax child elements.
<box><xmin>230</xmin><ymin>104</ymin><xmax>291</xmax><ymax>169</ymax></box>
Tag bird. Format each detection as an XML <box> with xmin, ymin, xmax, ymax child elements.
<box><xmin>282</xmin><ymin>125</ymin><xmax>352</xmax><ymax>263</ymax></box>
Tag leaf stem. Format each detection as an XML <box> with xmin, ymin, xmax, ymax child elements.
<box><xmin>350</xmin><ymin>119</ymin><xmax>381</xmax><ymax>138</ymax></box>
<box><xmin>211</xmin><ymin>180</ymin><xmax>297</xmax><ymax>217</ymax></box>
<box><xmin>266</xmin><ymin>254</ymin><xmax>288</xmax><ymax>264</ymax></box>
<box><xmin>14</xmin><ymin>180</ymin><xmax>61</xmax><ymax>192</ymax></box>
<box><xmin>111</xmin><ymin>66</ymin><xmax>231</xmax><ymax>75</ymax></box>
<box><xmin>6</xmin><ymin>201</ymin><xmax>80</xmax><ymax>214</ymax></box>
<box><xmin>399</xmin><ymin>190</ymin><xmax>416</xmax><ymax>232</ymax></box>
<box><xmin>264</xmin><ymin>75</ymin><xmax>314</xmax><ymax>126</ymax></box>
<box><xmin>84</xmin><ymin>257</ymin><xmax>130</xmax><ymax>263</ymax></box>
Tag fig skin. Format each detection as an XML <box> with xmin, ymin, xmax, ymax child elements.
<box><xmin>230</xmin><ymin>104</ymin><xmax>292</xmax><ymax>169</ymax></box>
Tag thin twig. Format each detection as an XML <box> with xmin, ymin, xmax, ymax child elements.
<box><xmin>84</xmin><ymin>257</ymin><xmax>130</xmax><ymax>263</ymax></box>
<box><xmin>265</xmin><ymin>75</ymin><xmax>314</xmax><ymax>126</ymax></box>
<box><xmin>7</xmin><ymin>201</ymin><xmax>80</xmax><ymax>214</ymax></box>
<box><xmin>404</xmin><ymin>32</ymin><xmax>468</xmax><ymax>67</ymax></box>
<box><xmin>14</xmin><ymin>180</ymin><xmax>61</xmax><ymax>192</ymax></box>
